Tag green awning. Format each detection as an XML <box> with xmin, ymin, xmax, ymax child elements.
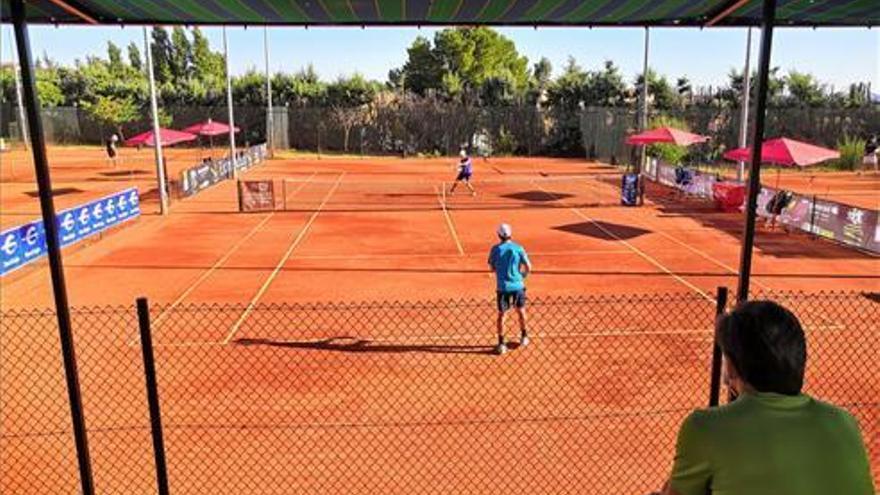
<box><xmin>1</xmin><ymin>0</ymin><xmax>877</xmax><ymax>27</ymax></box>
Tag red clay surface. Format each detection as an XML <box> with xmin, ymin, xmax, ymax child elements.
<box><xmin>1</xmin><ymin>146</ymin><xmax>878</xmax><ymax>494</ymax></box>
<box><xmin>2</xmin><ymin>147</ymin><xmax>877</xmax><ymax>308</ymax></box>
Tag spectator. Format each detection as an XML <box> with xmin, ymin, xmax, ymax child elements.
<box><xmin>658</xmin><ymin>300</ymin><xmax>874</xmax><ymax>495</ymax></box>
<box><xmin>105</xmin><ymin>133</ymin><xmax>119</xmax><ymax>167</ymax></box>
<box><xmin>864</xmin><ymin>135</ymin><xmax>878</xmax><ymax>172</ymax></box>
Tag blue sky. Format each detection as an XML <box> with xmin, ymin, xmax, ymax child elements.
<box><xmin>3</xmin><ymin>24</ymin><xmax>878</xmax><ymax>90</ymax></box>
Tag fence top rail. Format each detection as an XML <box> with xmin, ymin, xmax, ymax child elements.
<box><xmin>1</xmin><ymin>290</ymin><xmax>876</xmax><ymax>318</ymax></box>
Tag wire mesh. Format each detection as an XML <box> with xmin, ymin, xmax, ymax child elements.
<box><xmin>1</xmin><ymin>290</ymin><xmax>877</xmax><ymax>494</ymax></box>
<box><xmin>279</xmin><ymin>174</ymin><xmax>624</xmax><ymax>213</ymax></box>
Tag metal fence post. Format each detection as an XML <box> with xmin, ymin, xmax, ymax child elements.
<box><xmin>237</xmin><ymin>180</ymin><xmax>244</xmax><ymax>212</ymax></box>
<box><xmin>709</xmin><ymin>286</ymin><xmax>729</xmax><ymax>407</ymax></box>
<box><xmin>11</xmin><ymin>2</ymin><xmax>95</xmax><ymax>493</ymax></box>
<box><xmin>809</xmin><ymin>194</ymin><xmax>818</xmax><ymax>239</ymax></box>
<box><xmin>137</xmin><ymin>298</ymin><xmax>170</xmax><ymax>495</ymax></box>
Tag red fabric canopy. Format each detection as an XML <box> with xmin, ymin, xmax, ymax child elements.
<box><xmin>722</xmin><ymin>137</ymin><xmax>840</xmax><ymax>167</ymax></box>
<box><xmin>182</xmin><ymin>120</ymin><xmax>240</xmax><ymax>136</ymax></box>
<box><xmin>625</xmin><ymin>127</ymin><xmax>709</xmax><ymax>146</ymax></box>
<box><xmin>124</xmin><ymin>128</ymin><xmax>198</xmax><ymax>147</ymax></box>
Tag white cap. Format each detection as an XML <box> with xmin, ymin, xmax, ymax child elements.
<box><xmin>497</xmin><ymin>223</ymin><xmax>512</xmax><ymax>238</ymax></box>
<box><xmin>459</xmin><ymin>149</ymin><xmax>468</xmax><ymax>158</ymax></box>
<box><xmin>110</xmin><ymin>134</ymin><xmax>119</xmax><ymax>142</ymax></box>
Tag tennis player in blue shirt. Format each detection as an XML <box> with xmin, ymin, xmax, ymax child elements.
<box><xmin>488</xmin><ymin>223</ymin><xmax>531</xmax><ymax>355</ymax></box>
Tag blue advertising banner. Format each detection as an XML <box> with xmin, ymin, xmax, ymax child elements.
<box><xmin>1</xmin><ymin>187</ymin><xmax>140</xmax><ymax>277</ymax></box>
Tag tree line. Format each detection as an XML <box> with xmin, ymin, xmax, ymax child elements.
<box><xmin>0</xmin><ymin>26</ymin><xmax>874</xmax><ymax>154</ymax></box>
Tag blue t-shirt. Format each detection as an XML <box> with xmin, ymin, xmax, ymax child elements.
<box><xmin>488</xmin><ymin>241</ymin><xmax>530</xmax><ymax>292</ymax></box>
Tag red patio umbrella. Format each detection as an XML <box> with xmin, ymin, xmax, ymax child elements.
<box><xmin>625</xmin><ymin>127</ymin><xmax>709</xmax><ymax>146</ymax></box>
<box><xmin>722</xmin><ymin>137</ymin><xmax>839</xmax><ymax>167</ymax></box>
<box><xmin>182</xmin><ymin>119</ymin><xmax>240</xmax><ymax>137</ymax></box>
<box><xmin>124</xmin><ymin>128</ymin><xmax>198</xmax><ymax>147</ymax></box>
<box><xmin>724</xmin><ymin>137</ymin><xmax>840</xmax><ymax>189</ymax></box>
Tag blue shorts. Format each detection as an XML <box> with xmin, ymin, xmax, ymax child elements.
<box><xmin>496</xmin><ymin>289</ymin><xmax>526</xmax><ymax>312</ymax></box>
<box><xmin>455</xmin><ymin>171</ymin><xmax>472</xmax><ymax>182</ymax></box>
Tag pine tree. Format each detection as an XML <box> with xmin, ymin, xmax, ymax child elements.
<box><xmin>127</xmin><ymin>42</ymin><xmax>142</xmax><ymax>71</ymax></box>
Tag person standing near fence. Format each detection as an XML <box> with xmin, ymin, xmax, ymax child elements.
<box><xmin>864</xmin><ymin>134</ymin><xmax>878</xmax><ymax>172</ymax></box>
<box><xmin>105</xmin><ymin>133</ymin><xmax>119</xmax><ymax>168</ymax></box>
<box><xmin>488</xmin><ymin>223</ymin><xmax>531</xmax><ymax>355</ymax></box>
<box><xmin>657</xmin><ymin>300</ymin><xmax>874</xmax><ymax>495</ymax></box>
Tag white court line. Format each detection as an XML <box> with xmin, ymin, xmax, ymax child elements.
<box><xmin>607</xmin><ymin>197</ymin><xmax>774</xmax><ymax>292</ymax></box>
<box><xmin>287</xmin><ymin>249</ymin><xmax>636</xmax><ymax>260</ymax></box>
<box><xmin>150</xmin><ymin>340</ymin><xmax>227</xmax><ymax>348</ymax></box>
<box><xmin>134</xmin><ymin>213</ymin><xmax>277</xmax><ymax>336</ymax></box>
<box><xmin>436</xmin><ymin>184</ymin><xmax>465</xmax><ymax>256</ymax></box>
<box><xmin>127</xmin><ymin>172</ymin><xmax>320</xmax><ymax>346</ymax></box>
<box><xmin>223</xmin><ymin>173</ymin><xmax>346</xmax><ymax>344</ymax></box>
<box><xmin>533</xmin><ymin>182</ymin><xmax>715</xmax><ymax>303</ymax></box>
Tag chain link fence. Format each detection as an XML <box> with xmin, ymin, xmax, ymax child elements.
<box><xmin>5</xmin><ymin>102</ymin><xmax>877</xmax><ymax>161</ymax></box>
<box><xmin>0</xmin><ymin>103</ymin><xmax>282</xmax><ymax>149</ymax></box>
<box><xmin>1</xmin><ymin>290</ymin><xmax>877</xmax><ymax>493</ymax></box>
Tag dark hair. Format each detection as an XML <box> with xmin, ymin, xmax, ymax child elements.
<box><xmin>716</xmin><ymin>300</ymin><xmax>807</xmax><ymax>395</ymax></box>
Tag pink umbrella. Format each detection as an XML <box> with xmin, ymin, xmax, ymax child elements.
<box><xmin>182</xmin><ymin>120</ymin><xmax>240</xmax><ymax>137</ymax></box>
<box><xmin>722</xmin><ymin>137</ymin><xmax>839</xmax><ymax>167</ymax></box>
<box><xmin>124</xmin><ymin>128</ymin><xmax>198</xmax><ymax>147</ymax></box>
<box><xmin>724</xmin><ymin>137</ymin><xmax>840</xmax><ymax>189</ymax></box>
<box><xmin>625</xmin><ymin>127</ymin><xmax>709</xmax><ymax>146</ymax></box>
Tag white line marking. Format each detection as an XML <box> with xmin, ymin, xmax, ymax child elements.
<box><xmin>135</xmin><ymin>172</ymin><xmax>320</xmax><ymax>343</ymax></box>
<box><xmin>151</xmin><ymin>340</ymin><xmax>227</xmax><ymax>348</ymax></box>
<box><xmin>280</xmin><ymin>171</ymin><xmax>318</xmax><ymax>210</ymax></box>
<box><xmin>533</xmin><ymin>182</ymin><xmax>714</xmax><ymax>303</ymax></box>
<box><xmin>285</xmin><ymin>249</ymin><xmax>636</xmax><ymax>260</ymax></box>
<box><xmin>436</xmin><ymin>184</ymin><xmax>465</xmax><ymax>256</ymax></box>
<box><xmin>612</xmin><ymin>208</ymin><xmax>773</xmax><ymax>292</ymax></box>
<box><xmin>127</xmin><ymin>171</ymin><xmax>319</xmax><ymax>344</ymax></box>
<box><xmin>223</xmin><ymin>173</ymin><xmax>346</xmax><ymax>344</ymax></box>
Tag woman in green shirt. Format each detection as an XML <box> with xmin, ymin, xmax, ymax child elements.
<box><xmin>661</xmin><ymin>300</ymin><xmax>875</xmax><ymax>495</ymax></box>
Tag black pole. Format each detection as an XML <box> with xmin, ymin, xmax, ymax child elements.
<box><xmin>137</xmin><ymin>298</ymin><xmax>170</xmax><ymax>495</ymax></box>
<box><xmin>809</xmin><ymin>194</ymin><xmax>818</xmax><ymax>239</ymax></box>
<box><xmin>10</xmin><ymin>2</ymin><xmax>95</xmax><ymax>494</ymax></box>
<box><xmin>735</xmin><ymin>0</ymin><xmax>777</xmax><ymax>304</ymax></box>
<box><xmin>709</xmin><ymin>286</ymin><xmax>729</xmax><ymax>407</ymax></box>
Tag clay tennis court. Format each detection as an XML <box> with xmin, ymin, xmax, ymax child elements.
<box><xmin>1</xmin><ymin>146</ymin><xmax>878</xmax><ymax>493</ymax></box>
<box><xmin>2</xmin><ymin>146</ymin><xmax>878</xmax><ymax>308</ymax></box>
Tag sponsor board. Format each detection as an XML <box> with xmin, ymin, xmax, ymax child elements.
<box><xmin>1</xmin><ymin>188</ymin><xmax>140</xmax><ymax>276</ymax></box>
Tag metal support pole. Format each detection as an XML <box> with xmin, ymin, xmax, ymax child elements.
<box><xmin>10</xmin><ymin>2</ymin><xmax>95</xmax><ymax>494</ymax></box>
<box><xmin>736</xmin><ymin>0</ymin><xmax>777</xmax><ymax>303</ymax></box>
<box><xmin>136</xmin><ymin>298</ymin><xmax>170</xmax><ymax>495</ymax></box>
<box><xmin>737</xmin><ymin>27</ymin><xmax>753</xmax><ymax>182</ymax></box>
<box><xmin>223</xmin><ymin>27</ymin><xmax>238</xmax><ymax>178</ymax></box>
<box><xmin>709</xmin><ymin>286</ymin><xmax>729</xmax><ymax>407</ymax></box>
<box><xmin>264</xmin><ymin>26</ymin><xmax>274</xmax><ymax>158</ymax></box>
<box><xmin>144</xmin><ymin>27</ymin><xmax>169</xmax><ymax>215</ymax></box>
<box><xmin>638</xmin><ymin>27</ymin><xmax>650</xmax><ymax>174</ymax></box>
<box><xmin>9</xmin><ymin>30</ymin><xmax>30</xmax><ymax>149</ymax></box>
<box><xmin>809</xmin><ymin>194</ymin><xmax>818</xmax><ymax>238</ymax></box>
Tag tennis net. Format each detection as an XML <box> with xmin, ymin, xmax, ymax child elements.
<box><xmin>278</xmin><ymin>174</ymin><xmax>624</xmax><ymax>212</ymax></box>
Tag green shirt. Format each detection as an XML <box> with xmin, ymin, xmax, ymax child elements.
<box><xmin>671</xmin><ymin>392</ymin><xmax>875</xmax><ymax>495</ymax></box>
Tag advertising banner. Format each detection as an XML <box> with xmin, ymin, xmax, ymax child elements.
<box><xmin>1</xmin><ymin>188</ymin><xmax>140</xmax><ymax>276</ymax></box>
<box><xmin>239</xmin><ymin>180</ymin><xmax>276</xmax><ymax>212</ymax></box>
<box><xmin>180</xmin><ymin>143</ymin><xmax>268</xmax><ymax>197</ymax></box>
